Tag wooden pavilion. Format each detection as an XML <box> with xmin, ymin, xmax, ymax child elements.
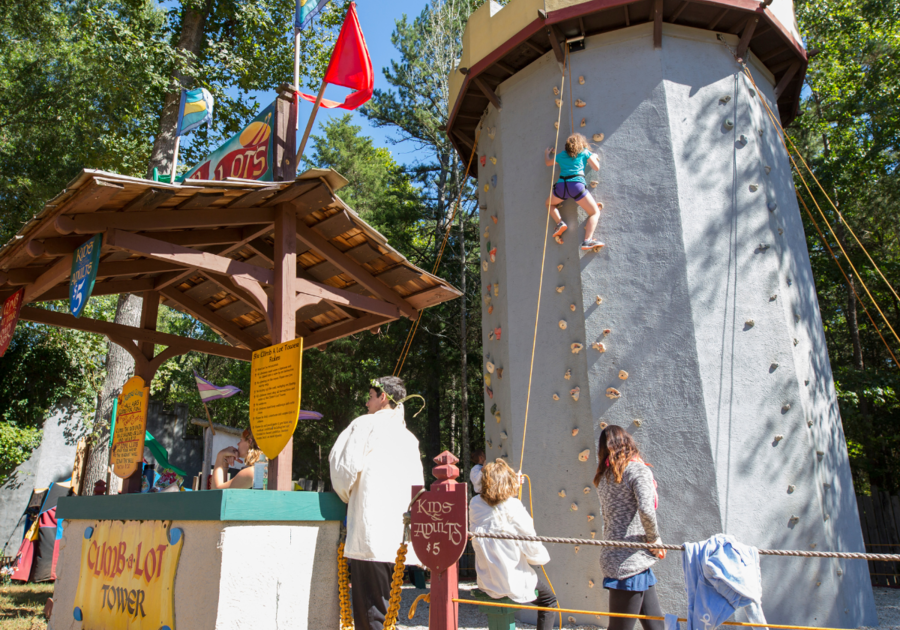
<box><xmin>0</xmin><ymin>168</ymin><xmax>461</xmax><ymax>490</ymax></box>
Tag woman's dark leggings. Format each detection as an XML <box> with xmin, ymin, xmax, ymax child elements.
<box><xmin>529</xmin><ymin>577</ymin><xmax>559</xmax><ymax>630</ymax></box>
<box><xmin>607</xmin><ymin>585</ymin><xmax>665</xmax><ymax>630</ymax></box>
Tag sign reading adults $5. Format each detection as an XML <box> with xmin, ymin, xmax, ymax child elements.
<box><xmin>74</xmin><ymin>520</ymin><xmax>184</xmax><ymax>629</ymax></box>
<box><xmin>110</xmin><ymin>376</ymin><xmax>149</xmax><ymax>478</ymax></box>
<box><xmin>409</xmin><ymin>485</ymin><xmax>468</xmax><ymax>572</ymax></box>
<box><xmin>70</xmin><ymin>233</ymin><xmax>102</xmax><ymax>318</ymax></box>
<box><xmin>249</xmin><ymin>338</ymin><xmax>303</xmax><ymax>459</ymax></box>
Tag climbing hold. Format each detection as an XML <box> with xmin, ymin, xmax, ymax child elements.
<box><xmin>587</xmin><ymin>515</ymin><xmax>595</xmax><ymax>522</ymax></box>
<box><xmin>556</xmin><ymin>285</ymin><xmax>565</xmax><ymax>293</ymax></box>
<box><xmin>578</xmin><ymin>76</ymin><xmax>585</xmax><ymax>85</ymax></box>
<box><xmin>555</xmin><ymin>98</ymin><xmax>562</xmax><ymax>108</ymax></box>
<box><xmin>574</xmin><ymin>545</ymin><xmax>580</xmax><ymax>553</ymax></box>
<box><xmin>553</xmin><ymin>86</ymin><xmax>559</xmax><ymax>95</ymax></box>
<box><xmin>553</xmin><ymin>393</ymin><xmax>560</xmax><ymax>401</ymax></box>
<box><xmin>765</xmin><ymin>165</ymin><xmax>772</xmax><ymax>175</ymax></box>
<box><xmin>554</xmin><ymin>122</ymin><xmax>559</xmax><ymax>130</ymax></box>
<box><xmin>633</xmin><ymin>419</ymin><xmax>642</xmax><ymax>427</ymax></box>
<box><xmin>486</xmin><ymin>386</ymin><xmax>493</xmax><ymax>398</ymax></box>
<box><xmin>720</xmin><ymin>95</ymin><xmax>732</xmax><ymax>103</ymax></box>
<box><xmin>811</xmin><ymin>544</ymin><xmax>818</xmax><ymax>550</ymax></box>
<box><xmin>770</xmin><ymin>294</ymin><xmax>777</xmax><ymax>301</ymax></box>
<box><xmin>498</xmin><ymin>367</ymin><xmax>503</xmax><ymax>378</ymax></box>
<box><xmin>489</xmin><ymin>330</ymin><xmax>494</xmax><ymax>340</ymax></box>
<box><xmin>486</xmin><ymin>361</ymin><xmax>495</xmax><ymax>373</ymax></box>
<box><xmin>804</xmin><ymin>379</ymin><xmax>809</xmax><ymax>386</ymax></box>
<box><xmin>491</xmin><ymin>403</ymin><xmax>498</xmax><ymax>414</ymax></box>
<box><xmin>758</xmin><ymin>128</ymin><xmax>763</xmax><ymax>136</ymax></box>
<box><xmin>749</xmin><ymin>88</ymin><xmax>756</xmax><ymax>98</ymax></box>
<box><xmin>559</xmin><ymin>320</ymin><xmax>567</xmax><ymax>330</ymax></box>
<box><xmin>486</xmin><ymin>438</ymin><xmax>493</xmax><ymax>448</ymax></box>
<box><xmin>486</xmin><ymin>282</ymin><xmax>492</xmax><ymax>293</ymax></box>
<box><xmin>575</xmin><ymin>99</ymin><xmax>586</xmax><ymax>108</ymax></box>
<box><xmin>482</xmin><ymin>260</ymin><xmax>489</xmax><ymax>271</ymax></box>
<box><xmin>491</xmin><ymin>174</ymin><xmax>497</xmax><ymax>187</ymax></box>
<box><xmin>571</xmin><ymin>342</ymin><xmax>583</xmax><ymax>354</ymax></box>
<box><xmin>480</xmin><ymin>155</ymin><xmax>487</xmax><ymax>167</ymax></box>
<box><xmin>824</xmin><ymin>515</ymin><xmax>830</xmax><ymax>521</ymax></box>
<box><xmin>484</xmin><ymin>227</ymin><xmax>490</xmax><ymax>238</ymax></box>
<box><xmin>558</xmin><ymin>489</ymin><xmax>567</xmax><ymax>497</ymax></box>
<box><xmin>824</xmin><ymin>482</ymin><xmax>831</xmax><ymax>489</ymax></box>
<box><xmin>484</xmin><ymin>374</ymin><xmax>491</xmax><ymax>387</ymax></box>
<box><xmin>807</xmin><ymin>419</ymin><xmax>814</xmax><ymax>427</ymax></box>
<box><xmin>500</xmin><ymin>431</ymin><xmax>508</xmax><ymax>440</ymax></box>
<box><xmin>569</xmin><ymin>304</ymin><xmax>576</xmax><ymax>312</ymax></box>
<box><xmin>568</xmin><ymin>617</ymin><xmax>577</xmax><ymax>624</ymax></box>
<box><xmin>494</xmin><ymin>282</ymin><xmax>500</xmax><ymax>296</ymax></box>
<box><xmin>490</xmin><ymin>157</ymin><xmax>497</xmax><ymax>165</ymax></box>
<box><xmin>484</xmin><ymin>294</ymin><xmax>491</xmax><ymax>306</ymax></box>
<box><xmin>495</xmin><ymin>411</ymin><xmax>501</xmax><ymax>423</ymax></box>
<box><xmin>836</xmin><ymin>569</ymin><xmax>842</xmax><ymax>575</ymax></box>
<box><xmin>771</xmin><ymin>362</ymin><xmax>778</xmax><ymax>370</ymax></box>
<box><xmin>619</xmin><ymin>370</ymin><xmax>629</xmax><ymax>380</ymax></box>
<box><xmin>495</xmin><ymin>327</ymin><xmax>501</xmax><ymax>340</ymax></box>
<box><xmin>578</xmin><ymin>449</ymin><xmax>590</xmax><ymax>462</ymax></box>
<box><xmin>724</xmin><ymin>119</ymin><xmax>734</xmax><ymax>129</ymax></box>
<box><xmin>778</xmin><ymin>228</ymin><xmax>784</xmax><ymax>235</ymax></box>
<box><xmin>768</xmin><ymin>202</ymin><xmax>778</xmax><ymax>211</ymax></box>
<box><xmin>588</xmin><ymin>580</ymin><xmax>594</xmax><ymax>588</ymax></box>
<box><xmin>580</xmin><ymin>118</ymin><xmax>586</xmax><ymax>127</ymax></box>
<box><xmin>599</xmin><ymin>422</ymin><xmax>608</xmax><ymax>430</ymax></box>
<box><xmin>606</xmin><ymin>388</ymin><xmax>621</xmax><ymax>399</ymax></box>
<box><xmin>592</xmin><ymin>342</ymin><xmax>606</xmax><ymax>353</ymax></box>
<box><xmin>774</xmin><ymin>434</ymin><xmax>784</xmax><ymax>443</ymax></box>
<box><xmin>591</xmin><ymin>531</ymin><xmax>596</xmax><ymax>538</ymax></box>
<box><xmin>793</xmin><ymin>338</ymin><xmax>799</xmax><ymax>346</ymax></box>
<box><xmin>745</xmin><ymin>319</ymin><xmax>755</xmax><ymax>328</ymax></box>
<box><xmin>749</xmin><ymin>183</ymin><xmax>759</xmax><ymax>192</ymax></box>
<box><xmin>564</xmin><ymin>369</ymin><xmax>572</xmax><ymax>380</ymax></box>
<box><xmin>603</xmin><ymin>328</ymin><xmax>611</xmax><ymax>335</ymax></box>
<box><xmin>589</xmin><ymin>181</ymin><xmax>598</xmax><ymax>189</ymax></box>
<box><xmin>571</xmin><ymin>503</ymin><xmax>578</xmax><ymax>511</ymax></box>
<box><xmin>484</xmin><ymin>184</ymin><xmax>490</xmax><ymax>192</ymax></box>
<box><xmin>488</xmin><ymin>305</ymin><xmax>494</xmax><ymax>314</ymax></box>
<box><xmin>492</xmin><ymin>215</ymin><xmax>498</xmax><ymax>224</ymax></box>
<box><xmin>487</xmin><ymin>127</ymin><xmax>495</xmax><ymax>140</ymax></box>
<box><xmin>787</xmin><ymin>485</ymin><xmax>795</xmax><ymax>494</ymax></box>
<box><xmin>554</xmin><ymin>235</ymin><xmax>563</xmax><ymax>245</ymax></box>
<box><xmin>557</xmin><ymin>264</ymin><xmax>564</xmax><ymax>271</ymax></box>
<box><xmin>789</xmin><ymin>515</ymin><xmax>799</xmax><ymax>524</ymax></box>
<box><xmin>572</xmin><ymin>428</ymin><xmax>579</xmax><ymax>436</ymax></box>
<box><xmin>592</xmin><ymin>133</ymin><xmax>604</xmax><ymax>142</ymax></box>
<box><xmin>816</xmin><ymin>450</ymin><xmax>824</xmax><ymax>460</ymax></box>
<box><xmin>570</xmin><ymin>387</ymin><xmax>580</xmax><ymax>401</ymax></box>
<box><xmin>782</xmin><ymin>403</ymin><xmax>791</xmax><ymax>412</ymax></box>
<box><xmin>489</xmin><ymin>247</ymin><xmax>497</xmax><ymax>262</ymax></box>
<box><xmin>583</xmin><ymin>487</ymin><xmax>591</xmax><ymax>494</ymax></box>
<box><xmin>595</xmin><ymin>295</ymin><xmax>602</xmax><ymax>305</ymax></box>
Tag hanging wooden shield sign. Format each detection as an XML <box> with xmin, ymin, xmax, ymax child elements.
<box><xmin>409</xmin><ymin>484</ymin><xmax>468</xmax><ymax>573</ymax></box>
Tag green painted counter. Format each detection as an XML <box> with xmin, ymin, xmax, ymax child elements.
<box><xmin>56</xmin><ymin>490</ymin><xmax>347</xmax><ymax>522</ymax></box>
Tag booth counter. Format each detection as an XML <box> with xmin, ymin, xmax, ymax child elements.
<box><xmin>51</xmin><ymin>490</ymin><xmax>346</xmax><ymax>630</ymax></box>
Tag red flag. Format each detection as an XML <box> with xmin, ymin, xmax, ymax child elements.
<box><xmin>299</xmin><ymin>3</ymin><xmax>373</xmax><ymax>110</ymax></box>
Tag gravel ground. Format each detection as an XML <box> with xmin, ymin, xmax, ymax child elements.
<box><xmin>397</xmin><ymin>583</ymin><xmax>900</xmax><ymax>630</ymax></box>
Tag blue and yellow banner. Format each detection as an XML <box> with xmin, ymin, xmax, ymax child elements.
<box><xmin>176</xmin><ymin>88</ymin><xmax>213</xmax><ymax>137</ymax></box>
<box><xmin>70</xmin><ymin>234</ymin><xmax>102</xmax><ymax>319</ymax></box>
<box><xmin>296</xmin><ymin>0</ymin><xmax>330</xmax><ymax>31</ymax></box>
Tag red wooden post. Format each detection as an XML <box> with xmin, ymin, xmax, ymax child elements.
<box><xmin>431</xmin><ymin>451</ymin><xmax>462</xmax><ymax>630</ymax></box>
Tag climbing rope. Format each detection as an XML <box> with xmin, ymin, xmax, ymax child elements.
<box><xmin>453</xmin><ymin>598</ymin><xmax>857</xmax><ymax>630</ymax></box>
<box><xmin>408</xmin><ymin>593</ymin><xmax>430</xmax><ymax>620</ymax></box>
<box><xmin>393</xmin><ymin>125</ymin><xmax>482</xmax><ymax>377</ymax></box>
<box><xmin>467</xmin><ymin>531</ymin><xmax>900</xmax><ymax>561</ymax></box>
<box><xmin>521</xmin><ymin>473</ymin><xmax>563</xmax><ymax>629</ymax></box>
<box><xmin>337</xmin><ymin>538</ymin><xmax>354</xmax><ymax>630</ymax></box>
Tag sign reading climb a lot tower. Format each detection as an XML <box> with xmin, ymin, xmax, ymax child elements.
<box><xmin>249</xmin><ymin>338</ymin><xmax>303</xmax><ymax>460</ymax></box>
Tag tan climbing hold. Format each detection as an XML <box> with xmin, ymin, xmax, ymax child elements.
<box><xmin>578</xmin><ymin>449</ymin><xmax>590</xmax><ymax>462</ymax></box>
<box><xmin>555</xmin><ymin>99</ymin><xmax>562</xmax><ymax>108</ymax></box>
<box><xmin>490</xmin><ymin>157</ymin><xmax>497</xmax><ymax>165</ymax></box>
<box><xmin>554</xmin><ymin>235</ymin><xmax>563</xmax><ymax>245</ymax></box>
<box><xmin>774</xmin><ymin>434</ymin><xmax>784</xmax><ymax>442</ymax></box>
<box><xmin>588</xmin><ymin>580</ymin><xmax>595</xmax><ymax>588</ymax></box>
<box><xmin>486</xmin><ymin>361</ymin><xmax>495</xmax><ymax>373</ymax></box>
<box><xmin>570</xmin><ymin>303</ymin><xmax>576</xmax><ymax>312</ymax></box>
<box><xmin>580</xmin><ymin>118</ymin><xmax>586</xmax><ymax>127</ymax></box>
<box><xmin>489</xmin><ymin>330</ymin><xmax>494</xmax><ymax>341</ymax></box>
<box><xmin>591</xmin><ymin>531</ymin><xmax>596</xmax><ymax>539</ymax></box>
<box><xmin>556</xmin><ymin>285</ymin><xmax>565</xmax><ymax>293</ymax></box>
<box><xmin>554</xmin><ymin>122</ymin><xmax>559</xmax><ymax>130</ymax></box>
<box><xmin>484</xmin><ymin>228</ymin><xmax>489</xmax><ymax>238</ymax></box>
<box><xmin>482</xmin><ymin>260</ymin><xmax>489</xmax><ymax>271</ymax></box>
<box><xmin>557</xmin><ymin>264</ymin><xmax>564</xmax><ymax>271</ymax></box>
<box><xmin>553</xmin><ymin>86</ymin><xmax>559</xmax><ymax>95</ymax></box>
<box><xmin>487</xmin><ymin>127</ymin><xmax>496</xmax><ymax>140</ymax></box>
<box><xmin>590</xmin><ymin>181</ymin><xmax>598</xmax><ymax>188</ymax></box>
<box><xmin>494</xmin><ymin>283</ymin><xmax>500</xmax><ymax>296</ymax></box>
<box><xmin>558</xmin><ymin>489</ymin><xmax>567</xmax><ymax>497</ymax></box>
<box><xmin>568</xmin><ymin>617</ymin><xmax>577</xmax><ymax>625</ymax></box>
<box><xmin>619</xmin><ymin>370</ymin><xmax>629</xmax><ymax>380</ymax></box>
<box><xmin>578</xmin><ymin>75</ymin><xmax>585</xmax><ymax>84</ymax></box>
<box><xmin>606</xmin><ymin>387</ymin><xmax>621</xmax><ymax>399</ymax></box>
<box><xmin>583</xmin><ymin>487</ymin><xmax>591</xmax><ymax>494</ymax></box>
<box><xmin>599</xmin><ymin>422</ymin><xmax>608</xmax><ymax>430</ymax></box>
<box><xmin>500</xmin><ymin>431</ymin><xmax>508</xmax><ymax>440</ymax></box>
<box><xmin>484</xmin><ymin>294</ymin><xmax>491</xmax><ymax>305</ymax></box>
<box><xmin>587</xmin><ymin>515</ymin><xmax>595</xmax><ymax>522</ymax></box>
<box><xmin>783</xmin><ymin>403</ymin><xmax>792</xmax><ymax>412</ymax></box>
<box><xmin>574</xmin><ymin>545</ymin><xmax>580</xmax><ymax>553</ymax></box>
<box><xmin>571</xmin><ymin>342</ymin><xmax>583</xmax><ymax>354</ymax></box>
<box><xmin>559</xmin><ymin>320</ymin><xmax>567</xmax><ymax>330</ymax></box>
<box><xmin>575</xmin><ymin>99</ymin><xmax>586</xmax><ymax>108</ymax></box>
<box><xmin>592</xmin><ymin>342</ymin><xmax>606</xmax><ymax>352</ymax></box>
<box><xmin>595</xmin><ymin>295</ymin><xmax>602</xmax><ymax>305</ymax></box>
<box><xmin>633</xmin><ymin>419</ymin><xmax>642</xmax><ymax>427</ymax></box>
<box><xmin>570</xmin><ymin>503</ymin><xmax>578</xmax><ymax>511</ymax></box>
<box><xmin>570</xmin><ymin>387</ymin><xmax>580</xmax><ymax>401</ymax></box>
<box><xmin>571</xmin><ymin>428</ymin><xmax>579</xmax><ymax>436</ymax></box>
<box><xmin>497</xmin><ymin>367</ymin><xmax>503</xmax><ymax>378</ymax></box>
<box><xmin>592</xmin><ymin>133</ymin><xmax>604</xmax><ymax>142</ymax></box>
<box><xmin>603</xmin><ymin>328</ymin><xmax>611</xmax><ymax>335</ymax></box>
<box><xmin>746</xmin><ymin>319</ymin><xmax>755</xmax><ymax>328</ymax></box>
<box><xmin>564</xmin><ymin>369</ymin><xmax>572</xmax><ymax>380</ymax></box>
<box><xmin>553</xmin><ymin>393</ymin><xmax>560</xmax><ymax>401</ymax></box>
<box><xmin>495</xmin><ymin>412</ymin><xmax>501</xmax><ymax>423</ymax></box>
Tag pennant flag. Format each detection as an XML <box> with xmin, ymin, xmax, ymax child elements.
<box><xmin>176</xmin><ymin>88</ymin><xmax>214</xmax><ymax>136</ymax></box>
<box><xmin>298</xmin><ymin>3</ymin><xmax>373</xmax><ymax>110</ymax></box>
<box><xmin>296</xmin><ymin>0</ymin><xmax>330</xmax><ymax>32</ymax></box>
<box><xmin>299</xmin><ymin>410</ymin><xmax>324</xmax><ymax>421</ymax></box>
<box><xmin>194</xmin><ymin>371</ymin><xmax>242</xmax><ymax>403</ymax></box>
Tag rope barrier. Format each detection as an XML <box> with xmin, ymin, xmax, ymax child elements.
<box><xmin>453</xmin><ymin>598</ymin><xmax>855</xmax><ymax>630</ymax></box>
<box><xmin>468</xmin><ymin>531</ymin><xmax>900</xmax><ymax>561</ymax></box>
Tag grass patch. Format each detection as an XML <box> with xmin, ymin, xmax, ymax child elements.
<box><xmin>0</xmin><ymin>581</ymin><xmax>53</xmax><ymax>630</ymax></box>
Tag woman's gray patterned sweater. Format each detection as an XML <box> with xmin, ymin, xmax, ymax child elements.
<box><xmin>595</xmin><ymin>460</ymin><xmax>660</xmax><ymax>580</ymax></box>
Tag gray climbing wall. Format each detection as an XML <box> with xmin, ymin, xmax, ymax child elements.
<box><xmin>476</xmin><ymin>22</ymin><xmax>877</xmax><ymax>629</ymax></box>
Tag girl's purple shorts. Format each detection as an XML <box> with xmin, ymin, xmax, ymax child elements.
<box><xmin>553</xmin><ymin>180</ymin><xmax>587</xmax><ymax>201</ymax></box>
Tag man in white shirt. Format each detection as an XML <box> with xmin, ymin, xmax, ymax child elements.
<box><xmin>329</xmin><ymin>376</ymin><xmax>424</xmax><ymax>630</ymax></box>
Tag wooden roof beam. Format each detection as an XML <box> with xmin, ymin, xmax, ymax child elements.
<box><xmin>473</xmin><ymin>77</ymin><xmax>502</xmax><ymax>111</ymax></box>
<box><xmin>56</xmin><ymin>208</ymin><xmax>276</xmax><ymax>235</ymax></box>
<box><xmin>0</xmin><ymin>279</ymin><xmax>155</xmax><ymax>303</ymax></box>
<box><xmin>295</xmin><ymin>278</ymin><xmax>401</xmax><ymax>320</ymax></box>
<box><xmin>159</xmin><ymin>287</ymin><xmax>265</xmax><ymax>350</ymax></box>
<box><xmin>546</xmin><ymin>26</ymin><xmax>566</xmax><ymax>70</ymax></box>
<box><xmin>23</xmin><ymin>254</ymin><xmax>74</xmax><ymax>303</ymax></box>
<box><xmin>774</xmin><ymin>60</ymin><xmax>801</xmax><ymax>98</ymax></box>
<box><xmin>736</xmin><ymin>16</ymin><xmax>759</xmax><ymax>58</ymax></box>
<box><xmin>303</xmin><ymin>314</ymin><xmax>392</xmax><ymax>349</ymax></box>
<box><xmin>295</xmin><ymin>222</ymin><xmax>418</xmax><ymax>320</ymax></box>
<box><xmin>19</xmin><ymin>306</ymin><xmax>252</xmax><ymax>362</ymax></box>
<box><xmin>670</xmin><ymin>1</ymin><xmax>690</xmax><ymax>22</ymax></box>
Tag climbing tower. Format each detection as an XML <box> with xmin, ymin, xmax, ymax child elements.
<box><xmin>448</xmin><ymin>0</ymin><xmax>878</xmax><ymax>627</ymax></box>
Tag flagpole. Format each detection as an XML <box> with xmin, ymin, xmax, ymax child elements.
<box><xmin>202</xmin><ymin>401</ymin><xmax>217</xmax><ymax>435</ymax></box>
<box><xmin>294</xmin><ymin>30</ymin><xmax>302</xmax><ymax>133</ymax></box>
<box><xmin>170</xmin><ymin>135</ymin><xmax>181</xmax><ymax>184</ymax></box>
<box><xmin>296</xmin><ymin>79</ymin><xmax>327</xmax><ymax>164</ymax></box>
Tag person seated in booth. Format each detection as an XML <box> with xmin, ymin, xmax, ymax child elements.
<box><xmin>211</xmin><ymin>428</ymin><xmax>261</xmax><ymax>489</ymax></box>
<box><xmin>470</xmin><ymin>458</ymin><xmax>558</xmax><ymax>630</ymax></box>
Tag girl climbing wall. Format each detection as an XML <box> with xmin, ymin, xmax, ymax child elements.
<box><xmin>544</xmin><ymin>133</ymin><xmax>603</xmax><ymax>250</ymax></box>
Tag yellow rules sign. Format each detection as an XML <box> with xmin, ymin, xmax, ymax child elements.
<box><xmin>110</xmin><ymin>375</ymin><xmax>149</xmax><ymax>479</ymax></box>
<box><xmin>249</xmin><ymin>338</ymin><xmax>303</xmax><ymax>459</ymax></box>
<box><xmin>73</xmin><ymin>520</ymin><xmax>184</xmax><ymax>629</ymax></box>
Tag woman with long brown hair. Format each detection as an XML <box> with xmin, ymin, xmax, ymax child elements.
<box><xmin>593</xmin><ymin>425</ymin><xmax>666</xmax><ymax>630</ymax></box>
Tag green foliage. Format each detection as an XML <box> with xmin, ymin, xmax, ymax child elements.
<box><xmin>0</xmin><ymin>422</ymin><xmax>42</xmax><ymax>486</ymax></box>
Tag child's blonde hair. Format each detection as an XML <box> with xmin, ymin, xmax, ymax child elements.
<box><xmin>565</xmin><ymin>133</ymin><xmax>590</xmax><ymax>158</ymax></box>
<box><xmin>480</xmin><ymin>458</ymin><xmax>519</xmax><ymax>506</ymax></box>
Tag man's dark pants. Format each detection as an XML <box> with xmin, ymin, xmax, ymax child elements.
<box><xmin>350</xmin><ymin>559</ymin><xmax>394</xmax><ymax>630</ymax></box>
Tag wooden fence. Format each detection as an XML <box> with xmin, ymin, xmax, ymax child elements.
<box><xmin>857</xmin><ymin>487</ymin><xmax>900</xmax><ymax>587</ymax></box>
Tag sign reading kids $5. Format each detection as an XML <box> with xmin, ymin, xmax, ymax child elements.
<box><xmin>73</xmin><ymin>521</ymin><xmax>184</xmax><ymax>629</ymax></box>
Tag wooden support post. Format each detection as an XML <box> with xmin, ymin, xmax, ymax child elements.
<box><xmin>268</xmin><ymin>203</ymin><xmax>298</xmax><ymax>491</ymax></box>
<box><xmin>653</xmin><ymin>0</ymin><xmax>663</xmax><ymax>48</ymax></box>
<box><xmin>735</xmin><ymin>16</ymin><xmax>759</xmax><ymax>59</ymax></box>
<box><xmin>429</xmin><ymin>451</ymin><xmax>461</xmax><ymax>630</ymax></box>
<box><xmin>473</xmin><ymin>77</ymin><xmax>502</xmax><ymax>111</ymax></box>
<box><xmin>774</xmin><ymin>61</ymin><xmax>801</xmax><ymax>99</ymax></box>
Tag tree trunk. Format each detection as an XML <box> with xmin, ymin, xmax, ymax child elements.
<box><xmin>82</xmin><ymin>293</ymin><xmax>144</xmax><ymax>495</ymax></box>
<box><xmin>146</xmin><ymin>6</ymin><xmax>209</xmax><ymax>177</ymax></box>
<box><xmin>459</xmin><ymin>206</ymin><xmax>470</xmax><ymax>480</ymax></box>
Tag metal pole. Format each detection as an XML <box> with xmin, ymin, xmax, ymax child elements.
<box><xmin>295</xmin><ymin>80</ymin><xmax>327</xmax><ymax>164</ymax></box>
<box><xmin>170</xmin><ymin>135</ymin><xmax>181</xmax><ymax>184</ymax></box>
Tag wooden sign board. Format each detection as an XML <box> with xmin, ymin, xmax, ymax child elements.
<box><xmin>73</xmin><ymin>520</ymin><xmax>184</xmax><ymax>629</ymax></box>
<box><xmin>409</xmin><ymin>485</ymin><xmax>468</xmax><ymax>573</ymax></box>
<box><xmin>249</xmin><ymin>338</ymin><xmax>303</xmax><ymax>460</ymax></box>
<box><xmin>0</xmin><ymin>288</ymin><xmax>24</xmax><ymax>357</ymax></box>
<box><xmin>70</xmin><ymin>234</ymin><xmax>102</xmax><ymax>318</ymax></box>
<box><xmin>110</xmin><ymin>376</ymin><xmax>149</xmax><ymax>479</ymax></box>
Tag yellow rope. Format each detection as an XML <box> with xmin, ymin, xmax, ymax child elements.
<box><xmin>337</xmin><ymin>541</ymin><xmax>354</xmax><ymax>630</ymax></box>
<box><xmin>454</xmin><ymin>599</ymin><xmax>854</xmax><ymax>630</ymax></box>
<box><xmin>519</xmin><ymin>472</ymin><xmax>564</xmax><ymax>629</ymax></box>
<box><xmin>383</xmin><ymin>542</ymin><xmax>408</xmax><ymax>630</ymax></box>
<box><xmin>408</xmin><ymin>593</ymin><xmax>430</xmax><ymax>620</ymax></box>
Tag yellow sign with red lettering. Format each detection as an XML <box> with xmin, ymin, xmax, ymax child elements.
<box><xmin>249</xmin><ymin>338</ymin><xmax>303</xmax><ymax>459</ymax></box>
<box><xmin>110</xmin><ymin>375</ymin><xmax>149</xmax><ymax>478</ymax></box>
<box><xmin>73</xmin><ymin>520</ymin><xmax>184</xmax><ymax>629</ymax></box>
